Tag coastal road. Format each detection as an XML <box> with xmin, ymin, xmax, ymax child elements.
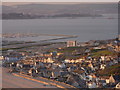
<box><xmin>2</xmin><ymin>67</ymin><xmax>75</xmax><ymax>89</ymax></box>
<box><xmin>2</xmin><ymin>67</ymin><xmax>56</xmax><ymax>88</ymax></box>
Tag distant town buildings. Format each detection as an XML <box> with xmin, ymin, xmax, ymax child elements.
<box><xmin>118</xmin><ymin>35</ymin><xmax>120</xmax><ymax>41</ymax></box>
<box><xmin>2</xmin><ymin>37</ymin><xmax>120</xmax><ymax>88</ymax></box>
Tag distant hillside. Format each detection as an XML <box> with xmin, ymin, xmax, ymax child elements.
<box><xmin>2</xmin><ymin>3</ymin><xmax>118</xmax><ymax>15</ymax></box>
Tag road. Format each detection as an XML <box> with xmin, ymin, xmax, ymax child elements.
<box><xmin>2</xmin><ymin>67</ymin><xmax>75</xmax><ymax>89</ymax></box>
<box><xmin>2</xmin><ymin>67</ymin><xmax>56</xmax><ymax>88</ymax></box>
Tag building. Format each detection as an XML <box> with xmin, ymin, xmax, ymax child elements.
<box><xmin>116</xmin><ymin>82</ymin><xmax>120</xmax><ymax>88</ymax></box>
<box><xmin>0</xmin><ymin>56</ymin><xmax>4</xmax><ymax>60</ymax></box>
<box><xmin>118</xmin><ymin>34</ymin><xmax>120</xmax><ymax>41</ymax></box>
<box><xmin>67</xmin><ymin>40</ymin><xmax>77</xmax><ymax>47</ymax></box>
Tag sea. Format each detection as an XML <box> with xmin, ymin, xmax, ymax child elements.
<box><xmin>2</xmin><ymin>14</ymin><xmax>118</xmax><ymax>42</ymax></box>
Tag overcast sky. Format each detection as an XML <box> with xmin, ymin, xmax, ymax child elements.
<box><xmin>2</xmin><ymin>0</ymin><xmax>119</xmax><ymax>2</ymax></box>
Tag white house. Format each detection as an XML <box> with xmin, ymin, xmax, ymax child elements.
<box><xmin>88</xmin><ymin>82</ymin><xmax>97</xmax><ymax>88</ymax></box>
<box><xmin>100</xmin><ymin>64</ymin><xmax>106</xmax><ymax>70</ymax></box>
<box><xmin>116</xmin><ymin>82</ymin><xmax>120</xmax><ymax>89</ymax></box>
<box><xmin>0</xmin><ymin>56</ymin><xmax>4</xmax><ymax>60</ymax></box>
<box><xmin>58</xmin><ymin>63</ymin><xmax>66</xmax><ymax>68</ymax></box>
<box><xmin>101</xmin><ymin>56</ymin><xmax>105</xmax><ymax>61</ymax></box>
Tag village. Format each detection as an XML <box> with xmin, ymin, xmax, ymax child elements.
<box><xmin>1</xmin><ymin>37</ymin><xmax>120</xmax><ymax>88</ymax></box>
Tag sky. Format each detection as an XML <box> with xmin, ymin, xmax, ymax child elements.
<box><xmin>1</xmin><ymin>0</ymin><xmax>119</xmax><ymax>2</ymax></box>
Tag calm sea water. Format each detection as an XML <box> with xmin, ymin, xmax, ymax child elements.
<box><xmin>2</xmin><ymin>14</ymin><xmax>118</xmax><ymax>42</ymax></box>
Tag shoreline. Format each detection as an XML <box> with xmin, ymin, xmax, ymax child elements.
<box><xmin>2</xmin><ymin>33</ymin><xmax>78</xmax><ymax>42</ymax></box>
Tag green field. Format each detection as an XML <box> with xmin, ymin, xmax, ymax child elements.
<box><xmin>91</xmin><ymin>49</ymin><xmax>117</xmax><ymax>57</ymax></box>
<box><xmin>97</xmin><ymin>63</ymin><xmax>120</xmax><ymax>76</ymax></box>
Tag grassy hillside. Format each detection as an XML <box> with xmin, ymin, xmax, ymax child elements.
<box><xmin>91</xmin><ymin>50</ymin><xmax>117</xmax><ymax>57</ymax></box>
<box><xmin>97</xmin><ymin>63</ymin><xmax>120</xmax><ymax>76</ymax></box>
